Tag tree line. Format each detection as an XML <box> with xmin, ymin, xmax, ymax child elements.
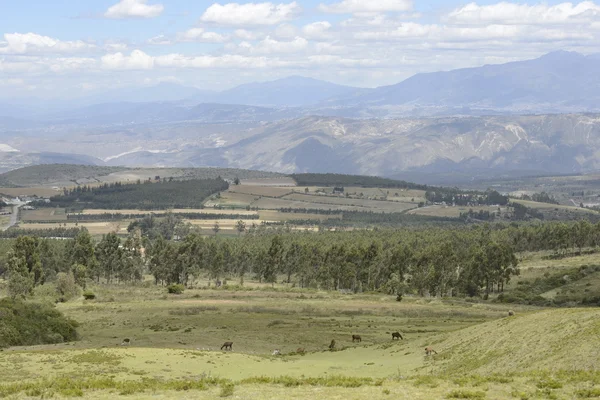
<box><xmin>31</xmin><ymin>178</ymin><xmax>229</xmax><ymax>211</ymax></box>
<box><xmin>7</xmin><ymin>218</ymin><xmax>600</xmax><ymax>301</ymax></box>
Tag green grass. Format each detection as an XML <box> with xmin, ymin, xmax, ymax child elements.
<box><xmin>3</xmin><ymin>266</ymin><xmax>600</xmax><ymax>399</ymax></box>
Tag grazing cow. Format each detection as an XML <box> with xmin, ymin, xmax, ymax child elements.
<box><xmin>352</xmin><ymin>335</ymin><xmax>362</xmax><ymax>343</ymax></box>
<box><xmin>329</xmin><ymin>339</ymin><xmax>336</xmax><ymax>350</ymax></box>
<box><xmin>425</xmin><ymin>346</ymin><xmax>437</xmax><ymax>355</ymax></box>
<box><xmin>508</xmin><ymin>310</ymin><xmax>515</xmax><ymax>317</ymax></box>
<box><xmin>392</xmin><ymin>332</ymin><xmax>403</xmax><ymax>340</ymax></box>
<box><xmin>121</xmin><ymin>338</ymin><xmax>130</xmax><ymax>346</ymax></box>
<box><xmin>221</xmin><ymin>341</ymin><xmax>233</xmax><ymax>351</ymax></box>
<box><xmin>296</xmin><ymin>348</ymin><xmax>305</xmax><ymax>354</ymax></box>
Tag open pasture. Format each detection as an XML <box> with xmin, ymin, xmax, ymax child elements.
<box><xmin>240</xmin><ymin>177</ymin><xmax>296</xmax><ymax>186</ymax></box>
<box><xmin>0</xmin><ymin>187</ymin><xmax>61</xmax><ymax>198</ymax></box>
<box><xmin>282</xmin><ymin>193</ymin><xmax>415</xmax><ymax>212</ymax></box>
<box><xmin>17</xmin><ymin>221</ymin><xmax>128</xmax><ymax>235</ymax></box>
<box><xmin>3</xmin><ymin>282</ymin><xmax>600</xmax><ymax>399</ymax></box>
<box><xmin>229</xmin><ymin>186</ymin><xmax>295</xmax><ymax>198</ymax></box>
<box><xmin>75</xmin><ymin>209</ymin><xmax>259</xmax><ymax>217</ymax></box>
<box><xmin>258</xmin><ymin>210</ymin><xmax>342</xmax><ymax>221</ymax></box>
<box><xmin>21</xmin><ymin>208</ymin><xmax>68</xmax><ymax>222</ymax></box>
<box><xmin>408</xmin><ymin>205</ymin><xmax>500</xmax><ymax>218</ymax></box>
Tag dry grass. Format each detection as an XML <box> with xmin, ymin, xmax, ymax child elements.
<box><xmin>0</xmin><ymin>187</ymin><xmax>61</xmax><ymax>197</ymax></box>
<box><xmin>229</xmin><ymin>186</ymin><xmax>295</xmax><ymax>198</ymax></box>
<box><xmin>76</xmin><ymin>209</ymin><xmax>258</xmax><ymax>216</ymax></box>
<box><xmin>408</xmin><ymin>205</ymin><xmax>500</xmax><ymax>218</ymax></box>
<box><xmin>21</xmin><ymin>208</ymin><xmax>68</xmax><ymax>222</ymax></box>
<box><xmin>18</xmin><ymin>221</ymin><xmax>128</xmax><ymax>235</ymax></box>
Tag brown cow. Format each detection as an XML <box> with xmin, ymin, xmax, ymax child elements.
<box><xmin>296</xmin><ymin>348</ymin><xmax>305</xmax><ymax>354</ymax></box>
<box><xmin>329</xmin><ymin>339</ymin><xmax>336</xmax><ymax>350</ymax></box>
<box><xmin>425</xmin><ymin>346</ymin><xmax>437</xmax><ymax>355</ymax></box>
<box><xmin>508</xmin><ymin>310</ymin><xmax>515</xmax><ymax>317</ymax></box>
<box><xmin>221</xmin><ymin>341</ymin><xmax>233</xmax><ymax>351</ymax></box>
<box><xmin>392</xmin><ymin>332</ymin><xmax>403</xmax><ymax>340</ymax></box>
<box><xmin>352</xmin><ymin>335</ymin><xmax>362</xmax><ymax>343</ymax></box>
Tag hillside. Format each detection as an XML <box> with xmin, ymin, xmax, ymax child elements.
<box><xmin>106</xmin><ymin>113</ymin><xmax>600</xmax><ymax>178</ymax></box>
<box><xmin>0</xmin><ymin>165</ymin><xmax>284</xmax><ymax>188</ymax></box>
<box><xmin>329</xmin><ymin>51</ymin><xmax>600</xmax><ymax>114</ymax></box>
<box><xmin>430</xmin><ymin>308</ymin><xmax>600</xmax><ymax>375</ymax></box>
<box><xmin>0</xmin><ymin>165</ymin><xmax>127</xmax><ymax>187</ymax></box>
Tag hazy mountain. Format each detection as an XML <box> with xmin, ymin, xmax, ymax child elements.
<box><xmin>0</xmin><ymin>150</ymin><xmax>103</xmax><ymax>174</ymax></box>
<box><xmin>100</xmin><ymin>113</ymin><xmax>600</xmax><ymax>179</ymax></box>
<box><xmin>330</xmin><ymin>51</ymin><xmax>600</xmax><ymax>113</ymax></box>
<box><xmin>44</xmin><ymin>102</ymin><xmax>305</xmax><ymax>126</ymax></box>
<box><xmin>76</xmin><ymin>82</ymin><xmax>213</xmax><ymax>105</ymax></box>
<box><xmin>207</xmin><ymin>76</ymin><xmax>363</xmax><ymax>107</ymax></box>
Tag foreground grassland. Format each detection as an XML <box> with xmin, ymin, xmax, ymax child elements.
<box><xmin>3</xmin><ymin>277</ymin><xmax>600</xmax><ymax>399</ymax></box>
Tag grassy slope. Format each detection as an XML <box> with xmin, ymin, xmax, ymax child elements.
<box><xmin>431</xmin><ymin>308</ymin><xmax>600</xmax><ymax>375</ymax></box>
<box><xmin>0</xmin><ymin>165</ymin><xmax>127</xmax><ymax>187</ymax></box>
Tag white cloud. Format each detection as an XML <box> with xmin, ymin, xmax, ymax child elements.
<box><xmin>0</xmin><ymin>78</ymin><xmax>25</xmax><ymax>86</ymax></box>
<box><xmin>104</xmin><ymin>41</ymin><xmax>128</xmax><ymax>52</ymax></box>
<box><xmin>274</xmin><ymin>23</ymin><xmax>298</xmax><ymax>38</ymax></box>
<box><xmin>448</xmin><ymin>1</ymin><xmax>600</xmax><ymax>25</ymax></box>
<box><xmin>234</xmin><ymin>29</ymin><xmax>261</xmax><ymax>40</ymax></box>
<box><xmin>255</xmin><ymin>36</ymin><xmax>308</xmax><ymax>53</ymax></box>
<box><xmin>319</xmin><ymin>0</ymin><xmax>412</xmax><ymax>15</ymax></box>
<box><xmin>200</xmin><ymin>2</ymin><xmax>301</xmax><ymax>26</ymax></box>
<box><xmin>155</xmin><ymin>53</ymin><xmax>289</xmax><ymax>68</ymax></box>
<box><xmin>104</xmin><ymin>0</ymin><xmax>164</xmax><ymax>19</ymax></box>
<box><xmin>302</xmin><ymin>21</ymin><xmax>333</xmax><ymax>39</ymax></box>
<box><xmin>101</xmin><ymin>50</ymin><xmax>155</xmax><ymax>70</ymax></box>
<box><xmin>0</xmin><ymin>33</ymin><xmax>95</xmax><ymax>55</ymax></box>
<box><xmin>147</xmin><ymin>35</ymin><xmax>172</xmax><ymax>45</ymax></box>
<box><xmin>176</xmin><ymin>28</ymin><xmax>228</xmax><ymax>43</ymax></box>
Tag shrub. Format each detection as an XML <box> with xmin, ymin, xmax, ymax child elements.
<box><xmin>167</xmin><ymin>284</ymin><xmax>185</xmax><ymax>294</ymax></box>
<box><xmin>446</xmin><ymin>389</ymin><xmax>486</xmax><ymax>399</ymax></box>
<box><xmin>0</xmin><ymin>298</ymin><xmax>79</xmax><ymax>348</ymax></box>
<box><xmin>219</xmin><ymin>382</ymin><xmax>235</xmax><ymax>397</ymax></box>
<box><xmin>56</xmin><ymin>272</ymin><xmax>81</xmax><ymax>301</ymax></box>
<box><xmin>83</xmin><ymin>291</ymin><xmax>96</xmax><ymax>300</ymax></box>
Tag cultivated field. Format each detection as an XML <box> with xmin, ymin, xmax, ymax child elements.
<box><xmin>21</xmin><ymin>208</ymin><xmax>68</xmax><ymax>222</ymax></box>
<box><xmin>408</xmin><ymin>205</ymin><xmax>502</xmax><ymax>218</ymax></box>
<box><xmin>17</xmin><ymin>221</ymin><xmax>129</xmax><ymax>235</ymax></box>
<box><xmin>0</xmin><ymin>187</ymin><xmax>61</xmax><ymax>198</ymax></box>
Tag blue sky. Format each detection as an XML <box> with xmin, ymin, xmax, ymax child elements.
<box><xmin>1</xmin><ymin>0</ymin><xmax>599</xmax><ymax>98</ymax></box>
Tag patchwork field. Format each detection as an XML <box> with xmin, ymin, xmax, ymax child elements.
<box><xmin>17</xmin><ymin>221</ymin><xmax>129</xmax><ymax>235</ymax></box>
<box><xmin>21</xmin><ymin>208</ymin><xmax>68</xmax><ymax>222</ymax></box>
<box><xmin>408</xmin><ymin>205</ymin><xmax>502</xmax><ymax>218</ymax></box>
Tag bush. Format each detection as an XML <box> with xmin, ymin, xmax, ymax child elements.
<box><xmin>56</xmin><ymin>272</ymin><xmax>81</xmax><ymax>301</ymax></box>
<box><xmin>83</xmin><ymin>291</ymin><xmax>96</xmax><ymax>300</ymax></box>
<box><xmin>167</xmin><ymin>284</ymin><xmax>185</xmax><ymax>294</ymax></box>
<box><xmin>0</xmin><ymin>298</ymin><xmax>79</xmax><ymax>348</ymax></box>
<box><xmin>219</xmin><ymin>382</ymin><xmax>235</xmax><ymax>397</ymax></box>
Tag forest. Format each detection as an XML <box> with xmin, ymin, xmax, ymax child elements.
<box><xmin>4</xmin><ymin>218</ymin><xmax>600</xmax><ymax>304</ymax></box>
<box><xmin>291</xmin><ymin>173</ymin><xmax>429</xmax><ymax>190</ymax></box>
<box><xmin>32</xmin><ymin>178</ymin><xmax>229</xmax><ymax>211</ymax></box>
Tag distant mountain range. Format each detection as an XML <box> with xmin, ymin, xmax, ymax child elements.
<box><xmin>2</xmin><ymin>51</ymin><xmax>600</xmax><ymax>180</ymax></box>
<box><xmin>3</xmin><ymin>51</ymin><xmax>599</xmax><ymax>120</ymax></box>
<box><xmin>2</xmin><ymin>113</ymin><xmax>600</xmax><ymax>180</ymax></box>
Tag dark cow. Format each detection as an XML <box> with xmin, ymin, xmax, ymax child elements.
<box><xmin>508</xmin><ymin>310</ymin><xmax>515</xmax><ymax>317</ymax></box>
<box><xmin>391</xmin><ymin>332</ymin><xmax>403</xmax><ymax>340</ymax></box>
<box><xmin>121</xmin><ymin>338</ymin><xmax>130</xmax><ymax>346</ymax></box>
<box><xmin>329</xmin><ymin>339</ymin><xmax>336</xmax><ymax>350</ymax></box>
<box><xmin>352</xmin><ymin>335</ymin><xmax>362</xmax><ymax>343</ymax></box>
<box><xmin>221</xmin><ymin>341</ymin><xmax>233</xmax><ymax>351</ymax></box>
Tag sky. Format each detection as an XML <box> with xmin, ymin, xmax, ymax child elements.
<box><xmin>1</xmin><ymin>0</ymin><xmax>599</xmax><ymax>99</ymax></box>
